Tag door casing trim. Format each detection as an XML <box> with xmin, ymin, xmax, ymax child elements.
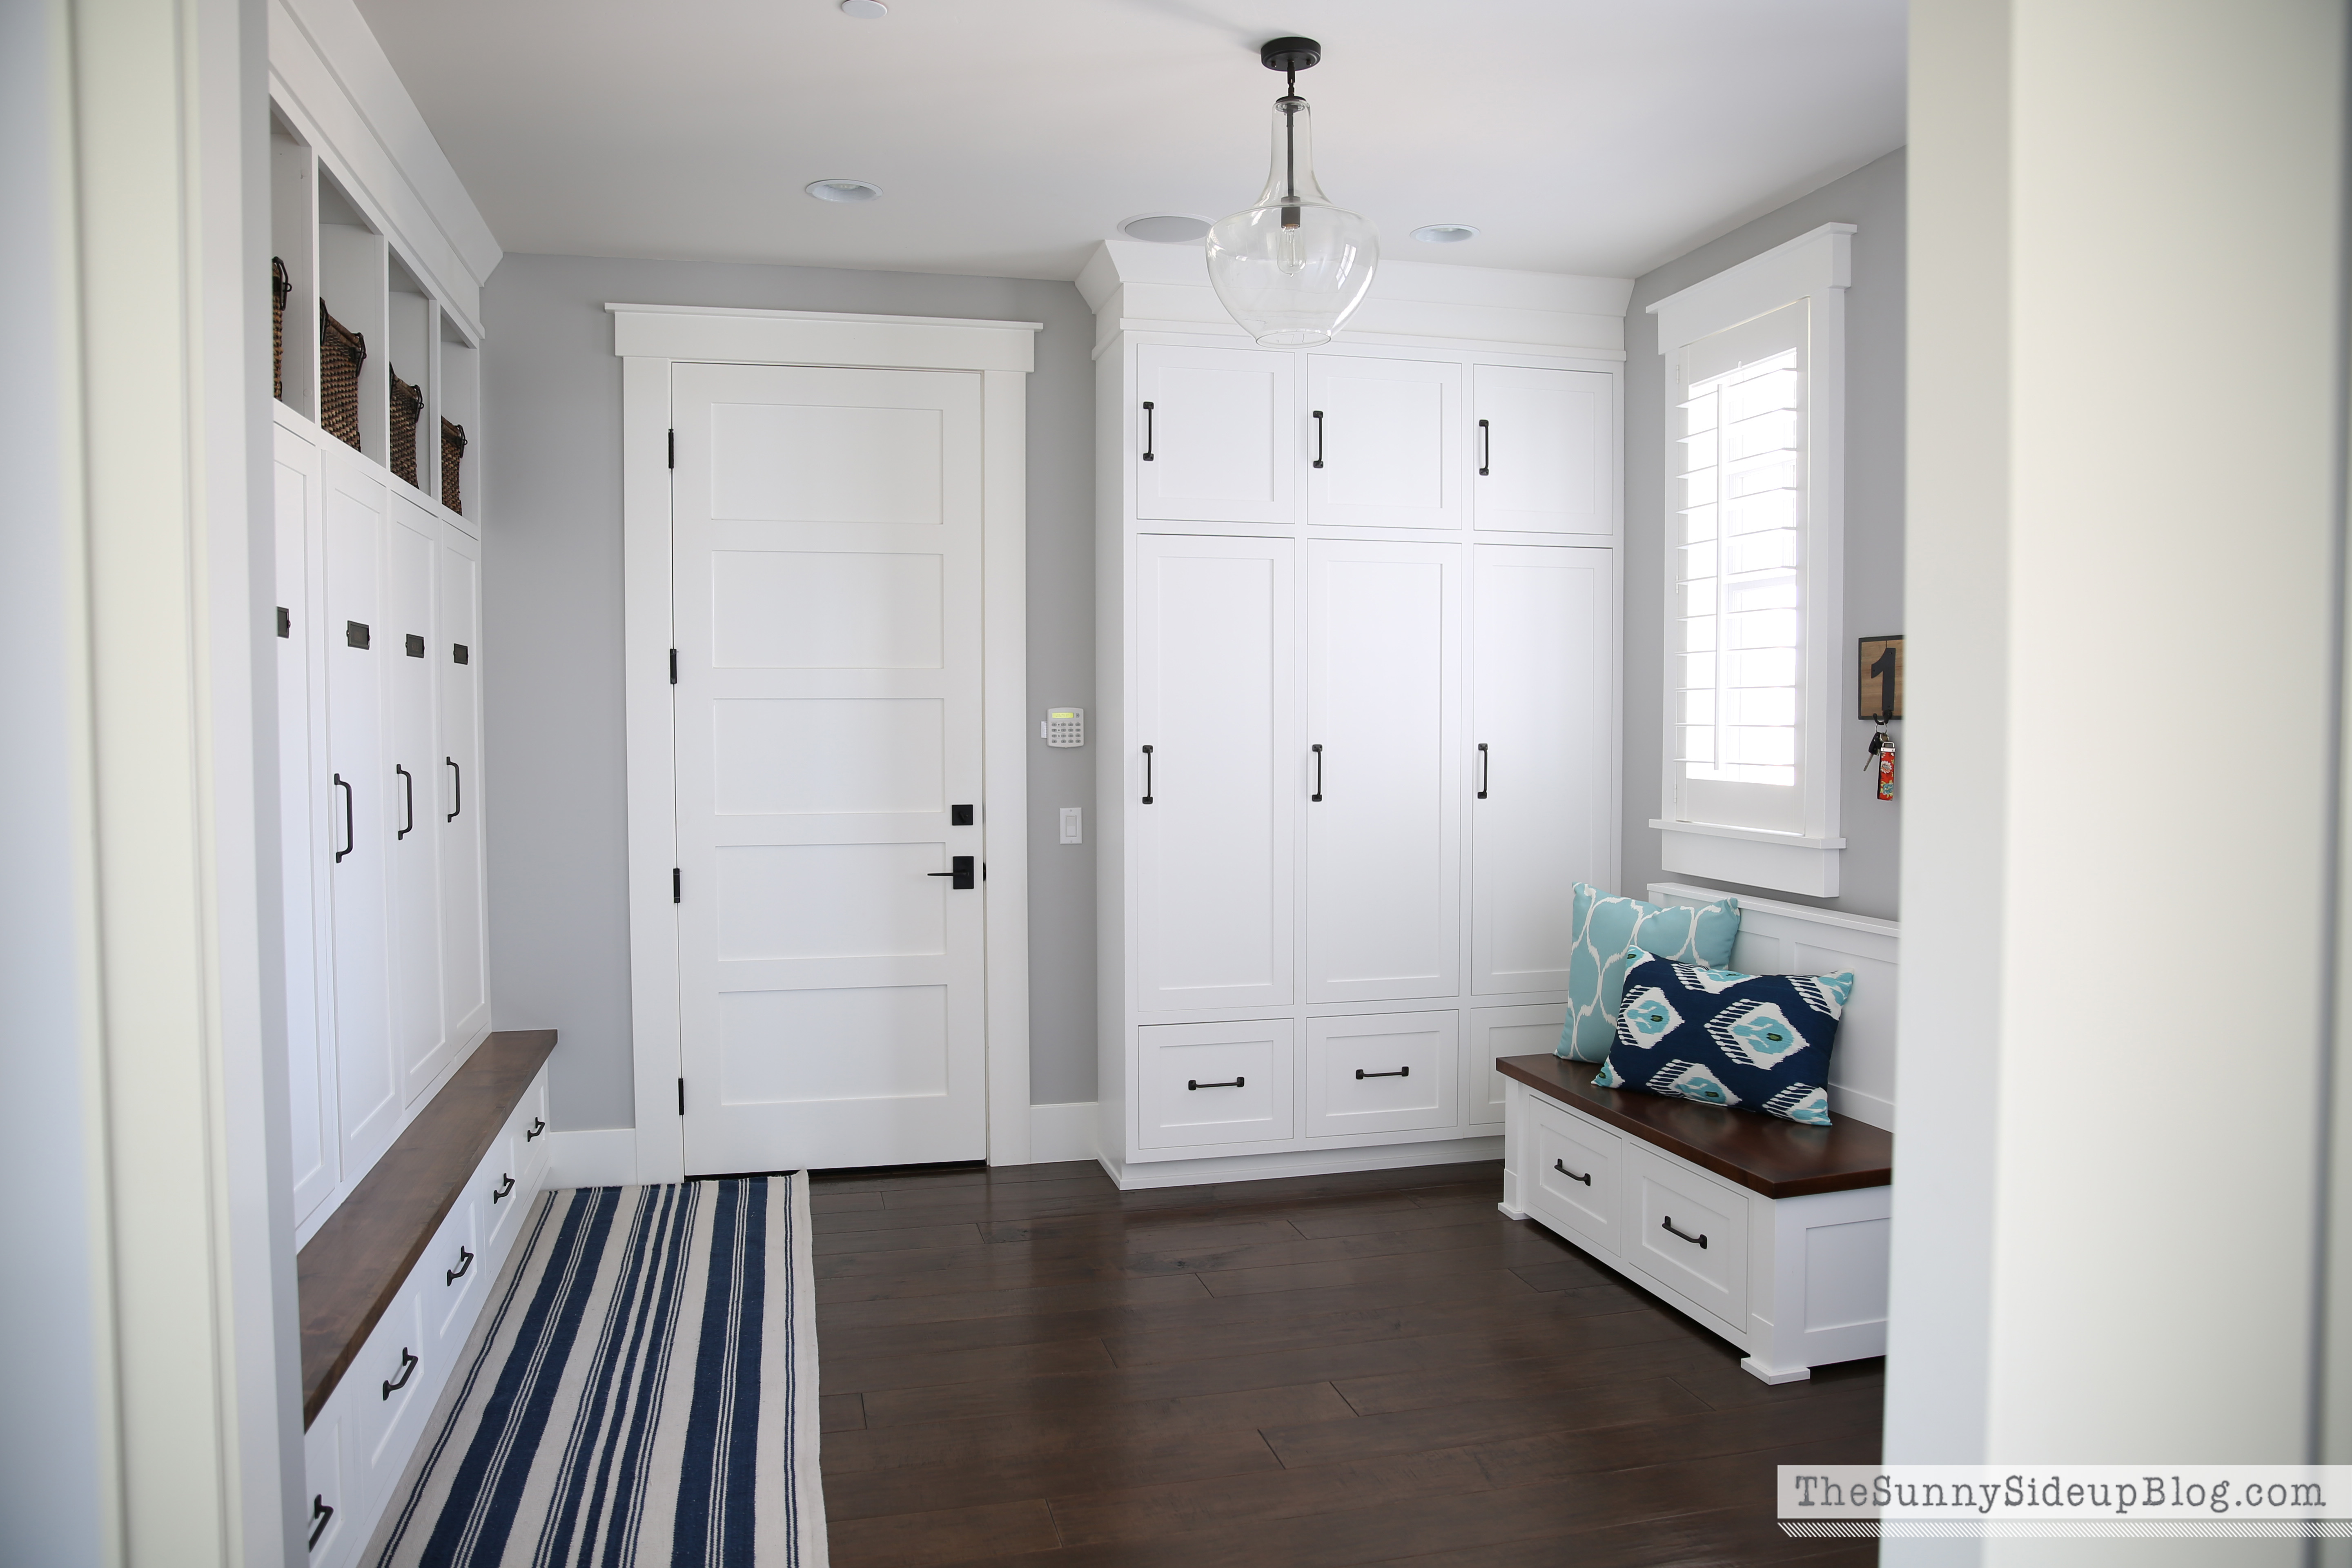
<box><xmin>613</xmin><ymin>304</ymin><xmax>1040</xmax><ymax>1180</ymax></box>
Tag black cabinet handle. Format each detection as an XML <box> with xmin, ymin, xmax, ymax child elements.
<box><xmin>492</xmin><ymin>1173</ymin><xmax>515</xmax><ymax>1203</ymax></box>
<box><xmin>445</xmin><ymin>1246</ymin><xmax>474</xmax><ymax>1285</ymax></box>
<box><xmin>1140</xmin><ymin>744</ymin><xmax>1154</xmax><ymax>805</ymax></box>
<box><xmin>526</xmin><ymin>1117</ymin><xmax>546</xmax><ymax>1141</ymax></box>
<box><xmin>334</xmin><ymin>775</ymin><xmax>353</xmax><ymax>862</ymax></box>
<box><xmin>1552</xmin><ymin>1158</ymin><xmax>1592</xmax><ymax>1186</ymax></box>
<box><xmin>1186</xmin><ymin>1078</ymin><xmax>1245</xmax><ymax>1091</ymax></box>
<box><xmin>1355</xmin><ymin>1067</ymin><xmax>1410</xmax><ymax>1080</ymax></box>
<box><xmin>381</xmin><ymin>1347</ymin><xmax>417</xmax><ymax>1399</ymax></box>
<box><xmin>1477</xmin><ymin>742</ymin><xmax>1490</xmax><ymax>800</ymax></box>
<box><xmin>396</xmin><ymin>764</ymin><xmax>414</xmax><ymax>839</ymax></box>
<box><xmin>1312</xmin><ymin>409</ymin><xmax>1325</xmax><ymax>469</ymax></box>
<box><xmin>307</xmin><ymin>1494</ymin><xmax>334</xmax><ymax>1550</ymax></box>
<box><xmin>924</xmin><ymin>855</ymin><xmax>976</xmax><ymax>890</ymax></box>
<box><xmin>1140</xmin><ymin>400</ymin><xmax>1155</xmax><ymax>461</ymax></box>
<box><xmin>1661</xmin><ymin>1215</ymin><xmax>1708</xmax><ymax>1249</ymax></box>
<box><xmin>445</xmin><ymin>756</ymin><xmax>461</xmax><ymax>822</ymax></box>
<box><xmin>1478</xmin><ymin>417</ymin><xmax>1491</xmax><ymax>476</ymax></box>
<box><xmin>1310</xmin><ymin>743</ymin><xmax>1323</xmax><ymax>802</ymax></box>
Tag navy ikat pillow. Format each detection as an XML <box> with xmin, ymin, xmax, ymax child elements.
<box><xmin>1592</xmin><ymin>945</ymin><xmax>1854</xmax><ymax>1125</ymax></box>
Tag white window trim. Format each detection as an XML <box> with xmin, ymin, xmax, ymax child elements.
<box><xmin>1645</xmin><ymin>223</ymin><xmax>1852</xmax><ymax>898</ymax></box>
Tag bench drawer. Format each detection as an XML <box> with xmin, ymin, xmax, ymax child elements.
<box><xmin>303</xmin><ymin>1395</ymin><xmax>356</xmax><ymax>1568</ymax></box>
<box><xmin>1138</xmin><ymin>1020</ymin><xmax>1295</xmax><ymax>1149</ymax></box>
<box><xmin>1623</xmin><ymin>1143</ymin><xmax>1749</xmax><ymax>1330</ymax></box>
<box><xmin>424</xmin><ymin>1190</ymin><xmax>484</xmax><ymax>1360</ymax></box>
<box><xmin>481</xmin><ymin>1130</ymin><xmax>528</xmax><ymax>1258</ymax></box>
<box><xmin>1303</xmin><ymin>1011</ymin><xmax>1456</xmax><ymax>1139</ymax></box>
<box><xmin>350</xmin><ymin>1283</ymin><xmax>429</xmax><ymax>1517</ymax></box>
<box><xmin>1523</xmin><ymin>1094</ymin><xmax>1622</xmax><ymax>1254</ymax></box>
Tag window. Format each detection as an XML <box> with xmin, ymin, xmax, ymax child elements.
<box><xmin>1648</xmin><ymin>225</ymin><xmax>1851</xmax><ymax>896</ymax></box>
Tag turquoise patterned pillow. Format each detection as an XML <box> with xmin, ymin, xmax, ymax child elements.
<box><xmin>1557</xmin><ymin>885</ymin><xmax>1742</xmax><ymax>1060</ymax></box>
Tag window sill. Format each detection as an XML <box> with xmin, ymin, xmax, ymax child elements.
<box><xmin>1650</xmin><ymin>821</ymin><xmax>1843</xmax><ymax>898</ymax></box>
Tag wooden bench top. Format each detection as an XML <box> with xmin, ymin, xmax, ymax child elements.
<box><xmin>1498</xmin><ymin>1054</ymin><xmax>1893</xmax><ymax>1200</ymax></box>
<box><xmin>297</xmin><ymin>1030</ymin><xmax>556</xmax><ymax>1425</ymax></box>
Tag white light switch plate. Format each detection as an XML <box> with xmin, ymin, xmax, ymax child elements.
<box><xmin>1058</xmin><ymin>807</ymin><xmax>1082</xmax><ymax>844</ymax></box>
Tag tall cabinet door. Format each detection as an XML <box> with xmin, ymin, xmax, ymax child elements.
<box><xmin>1135</xmin><ymin>345</ymin><xmax>1295</xmax><ymax>525</ymax></box>
<box><xmin>274</xmin><ymin>422</ymin><xmax>336</xmax><ymax>1221</ymax></box>
<box><xmin>1470</xmin><ymin>545</ymin><xmax>1613</xmax><ymax>994</ymax></box>
<box><xmin>1470</xmin><ymin>366</ymin><xmax>1614</xmax><ymax>535</ymax></box>
<box><xmin>1305</xmin><ymin>355</ymin><xmax>1461</xmax><ymax>530</ymax></box>
<box><xmin>388</xmin><ymin>496</ymin><xmax>448</xmax><ymax>1103</ymax></box>
<box><xmin>322</xmin><ymin>454</ymin><xmax>399</xmax><ymax>1172</ymax></box>
<box><xmin>437</xmin><ymin>523</ymin><xmax>489</xmax><ymax>1050</ymax></box>
<box><xmin>1304</xmin><ymin>541</ymin><xmax>1460</xmax><ymax>1003</ymax></box>
<box><xmin>1133</xmin><ymin>534</ymin><xmax>1295</xmax><ymax>1012</ymax></box>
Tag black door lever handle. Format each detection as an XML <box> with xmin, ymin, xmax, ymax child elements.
<box><xmin>926</xmin><ymin>855</ymin><xmax>976</xmax><ymax>890</ymax></box>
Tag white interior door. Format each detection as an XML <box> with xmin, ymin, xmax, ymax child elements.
<box><xmin>274</xmin><ymin>422</ymin><xmax>336</xmax><ymax>1221</ymax></box>
<box><xmin>437</xmin><ymin>522</ymin><xmax>488</xmax><ymax>1048</ymax></box>
<box><xmin>1304</xmin><ymin>540</ymin><xmax>1460</xmax><ymax>1003</ymax></box>
<box><xmin>388</xmin><ymin>495</ymin><xmax>448</xmax><ymax>1103</ymax></box>
<box><xmin>673</xmin><ymin>362</ymin><xmax>988</xmax><ymax>1174</ymax></box>
<box><xmin>1306</xmin><ymin>354</ymin><xmax>1461</xmax><ymax>529</ymax></box>
<box><xmin>1471</xmin><ymin>365</ymin><xmax>1614</xmax><ymax>535</ymax></box>
<box><xmin>1133</xmin><ymin>533</ymin><xmax>1295</xmax><ymax>1013</ymax></box>
<box><xmin>323</xmin><ymin>452</ymin><xmax>399</xmax><ymax>1172</ymax></box>
<box><xmin>1470</xmin><ymin>544</ymin><xmax>1613</xmax><ymax>993</ymax></box>
<box><xmin>1135</xmin><ymin>344</ymin><xmax>1295</xmax><ymax>525</ymax></box>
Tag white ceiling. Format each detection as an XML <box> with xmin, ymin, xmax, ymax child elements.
<box><xmin>353</xmin><ymin>0</ymin><xmax>1905</xmax><ymax>284</ymax></box>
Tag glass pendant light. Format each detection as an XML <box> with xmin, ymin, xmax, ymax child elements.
<box><xmin>1206</xmin><ymin>37</ymin><xmax>1379</xmax><ymax>347</ymax></box>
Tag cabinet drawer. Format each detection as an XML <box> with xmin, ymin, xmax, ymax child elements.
<box><xmin>1524</xmin><ymin>1095</ymin><xmax>1621</xmax><ymax>1254</ymax></box>
<box><xmin>1303</xmin><ymin>1011</ymin><xmax>1457</xmax><ymax>1138</ymax></box>
<box><xmin>481</xmin><ymin>1132</ymin><xmax>527</xmax><ymax>1257</ymax></box>
<box><xmin>351</xmin><ymin>1284</ymin><xmax>429</xmax><ymax>1515</ymax></box>
<box><xmin>1137</xmin><ymin>1019</ymin><xmax>1295</xmax><ymax>1149</ymax></box>
<box><xmin>514</xmin><ymin>1070</ymin><xmax>552</xmax><ymax>1184</ymax></box>
<box><xmin>425</xmin><ymin>1192</ymin><xmax>484</xmax><ymax>1359</ymax></box>
<box><xmin>1622</xmin><ymin>1144</ymin><xmax>1749</xmax><ymax>1329</ymax></box>
<box><xmin>303</xmin><ymin>1396</ymin><xmax>355</xmax><ymax>1568</ymax></box>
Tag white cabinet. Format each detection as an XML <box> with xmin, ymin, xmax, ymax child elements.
<box><xmin>1306</xmin><ymin>355</ymin><xmax>1461</xmax><ymax>529</ymax></box>
<box><xmin>1471</xmin><ymin>365</ymin><xmax>1614</xmax><ymax>535</ymax></box>
<box><xmin>1132</xmin><ymin>534</ymin><xmax>1295</xmax><ymax>1013</ymax></box>
<box><xmin>1136</xmin><ymin>344</ymin><xmax>1295</xmax><ymax>525</ymax></box>
<box><xmin>1469</xmin><ymin>545</ymin><xmax>1613</xmax><ymax>995</ymax></box>
<box><xmin>1098</xmin><ymin>309</ymin><xmax>1619</xmax><ymax>1186</ymax></box>
<box><xmin>1304</xmin><ymin>541</ymin><xmax>1459</xmax><ymax>1002</ymax></box>
<box><xmin>277</xmin><ymin>405</ymin><xmax>492</xmax><ymax>1239</ymax></box>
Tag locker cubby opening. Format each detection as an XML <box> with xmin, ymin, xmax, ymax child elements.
<box><xmin>386</xmin><ymin>252</ymin><xmax>434</xmax><ymax>495</ymax></box>
<box><xmin>268</xmin><ymin>109</ymin><xmax>318</xmax><ymax>420</ymax></box>
<box><xmin>316</xmin><ymin>168</ymin><xmax>389</xmax><ymax>464</ymax></box>
<box><xmin>438</xmin><ymin>311</ymin><xmax>480</xmax><ymax>520</ymax></box>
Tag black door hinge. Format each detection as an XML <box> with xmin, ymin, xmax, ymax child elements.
<box><xmin>677</xmin><ymin>1077</ymin><xmax>684</xmax><ymax>1116</ymax></box>
<box><xmin>667</xmin><ymin>430</ymin><xmax>675</xmax><ymax>469</ymax></box>
<box><xmin>669</xmin><ymin>648</ymin><xmax>678</xmax><ymax>684</ymax></box>
<box><xmin>673</xmin><ymin>867</ymin><xmax>681</xmax><ymax>903</ymax></box>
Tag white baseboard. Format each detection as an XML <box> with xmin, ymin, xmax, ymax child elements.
<box><xmin>1027</xmin><ymin>1102</ymin><xmax>1099</xmax><ymax>1164</ymax></box>
<box><xmin>545</xmin><ymin>1128</ymin><xmax>637</xmax><ymax>1189</ymax></box>
<box><xmin>1100</xmin><ymin>1135</ymin><xmax>1504</xmax><ymax>1192</ymax></box>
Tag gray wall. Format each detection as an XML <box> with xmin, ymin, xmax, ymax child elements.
<box><xmin>1622</xmin><ymin>149</ymin><xmax>1906</xmax><ymax>920</ymax></box>
<box><xmin>481</xmin><ymin>254</ymin><xmax>1098</xmax><ymax>1131</ymax></box>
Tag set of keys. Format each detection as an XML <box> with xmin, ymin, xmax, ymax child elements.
<box><xmin>1865</xmin><ymin>726</ymin><xmax>1895</xmax><ymax>800</ymax></box>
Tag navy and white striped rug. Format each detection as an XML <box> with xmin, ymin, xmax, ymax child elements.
<box><xmin>365</xmin><ymin>1177</ymin><xmax>826</xmax><ymax>1568</ymax></box>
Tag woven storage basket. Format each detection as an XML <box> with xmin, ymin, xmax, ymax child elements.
<box><xmin>440</xmin><ymin>418</ymin><xmax>467</xmax><ymax>516</ymax></box>
<box><xmin>319</xmin><ymin>304</ymin><xmax>365</xmax><ymax>452</ymax></box>
<box><xmin>271</xmin><ymin>258</ymin><xmax>291</xmax><ymax>402</ymax></box>
<box><xmin>389</xmin><ymin>370</ymin><xmax>423</xmax><ymax>488</ymax></box>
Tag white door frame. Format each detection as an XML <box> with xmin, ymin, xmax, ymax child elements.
<box><xmin>610</xmin><ymin>303</ymin><xmax>1040</xmax><ymax>1182</ymax></box>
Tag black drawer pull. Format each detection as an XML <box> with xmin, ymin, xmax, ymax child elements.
<box><xmin>1552</xmin><ymin>1158</ymin><xmax>1592</xmax><ymax>1186</ymax></box>
<box><xmin>1478</xmin><ymin>417</ymin><xmax>1491</xmax><ymax>476</ymax></box>
<box><xmin>1661</xmin><ymin>1215</ymin><xmax>1708</xmax><ymax>1249</ymax></box>
<box><xmin>526</xmin><ymin>1117</ymin><xmax>546</xmax><ymax>1141</ymax></box>
<box><xmin>1312</xmin><ymin>408</ymin><xmax>1325</xmax><ymax>468</ymax></box>
<box><xmin>307</xmin><ymin>1494</ymin><xmax>334</xmax><ymax>1550</ymax></box>
<box><xmin>381</xmin><ymin>1347</ymin><xmax>417</xmax><ymax>1399</ymax></box>
<box><xmin>445</xmin><ymin>1246</ymin><xmax>474</xmax><ymax>1285</ymax></box>
<box><xmin>1355</xmin><ymin>1067</ymin><xmax>1410</xmax><ymax>1080</ymax></box>
<box><xmin>396</xmin><ymin>764</ymin><xmax>414</xmax><ymax>838</ymax></box>
<box><xmin>1140</xmin><ymin>400</ymin><xmax>1155</xmax><ymax>461</ymax></box>
<box><xmin>1186</xmin><ymin>1078</ymin><xmax>1245</xmax><ymax>1091</ymax></box>
<box><xmin>1140</xmin><ymin>744</ymin><xmax>1154</xmax><ymax>805</ymax></box>
<box><xmin>334</xmin><ymin>774</ymin><xmax>353</xmax><ymax>862</ymax></box>
<box><xmin>1310</xmin><ymin>743</ymin><xmax>1323</xmax><ymax>802</ymax></box>
<box><xmin>492</xmin><ymin>1173</ymin><xmax>515</xmax><ymax>1203</ymax></box>
<box><xmin>1477</xmin><ymin>742</ymin><xmax>1490</xmax><ymax>800</ymax></box>
<box><xmin>445</xmin><ymin>756</ymin><xmax>461</xmax><ymax>822</ymax></box>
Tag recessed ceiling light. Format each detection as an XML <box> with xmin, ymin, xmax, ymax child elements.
<box><xmin>1119</xmin><ymin>214</ymin><xmax>1214</xmax><ymax>244</ymax></box>
<box><xmin>1412</xmin><ymin>223</ymin><xmax>1481</xmax><ymax>244</ymax></box>
<box><xmin>806</xmin><ymin>178</ymin><xmax>882</xmax><ymax>203</ymax></box>
<box><xmin>840</xmin><ymin>0</ymin><xmax>886</xmax><ymax>16</ymax></box>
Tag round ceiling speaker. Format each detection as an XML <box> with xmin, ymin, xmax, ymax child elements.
<box><xmin>840</xmin><ymin>0</ymin><xmax>886</xmax><ymax>16</ymax></box>
<box><xmin>806</xmin><ymin>179</ymin><xmax>883</xmax><ymax>203</ymax></box>
<box><xmin>1119</xmin><ymin>214</ymin><xmax>1214</xmax><ymax>244</ymax></box>
<box><xmin>1411</xmin><ymin>224</ymin><xmax>1481</xmax><ymax>244</ymax></box>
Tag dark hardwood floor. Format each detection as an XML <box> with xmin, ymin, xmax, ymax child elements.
<box><xmin>810</xmin><ymin>1158</ymin><xmax>1880</xmax><ymax>1568</ymax></box>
